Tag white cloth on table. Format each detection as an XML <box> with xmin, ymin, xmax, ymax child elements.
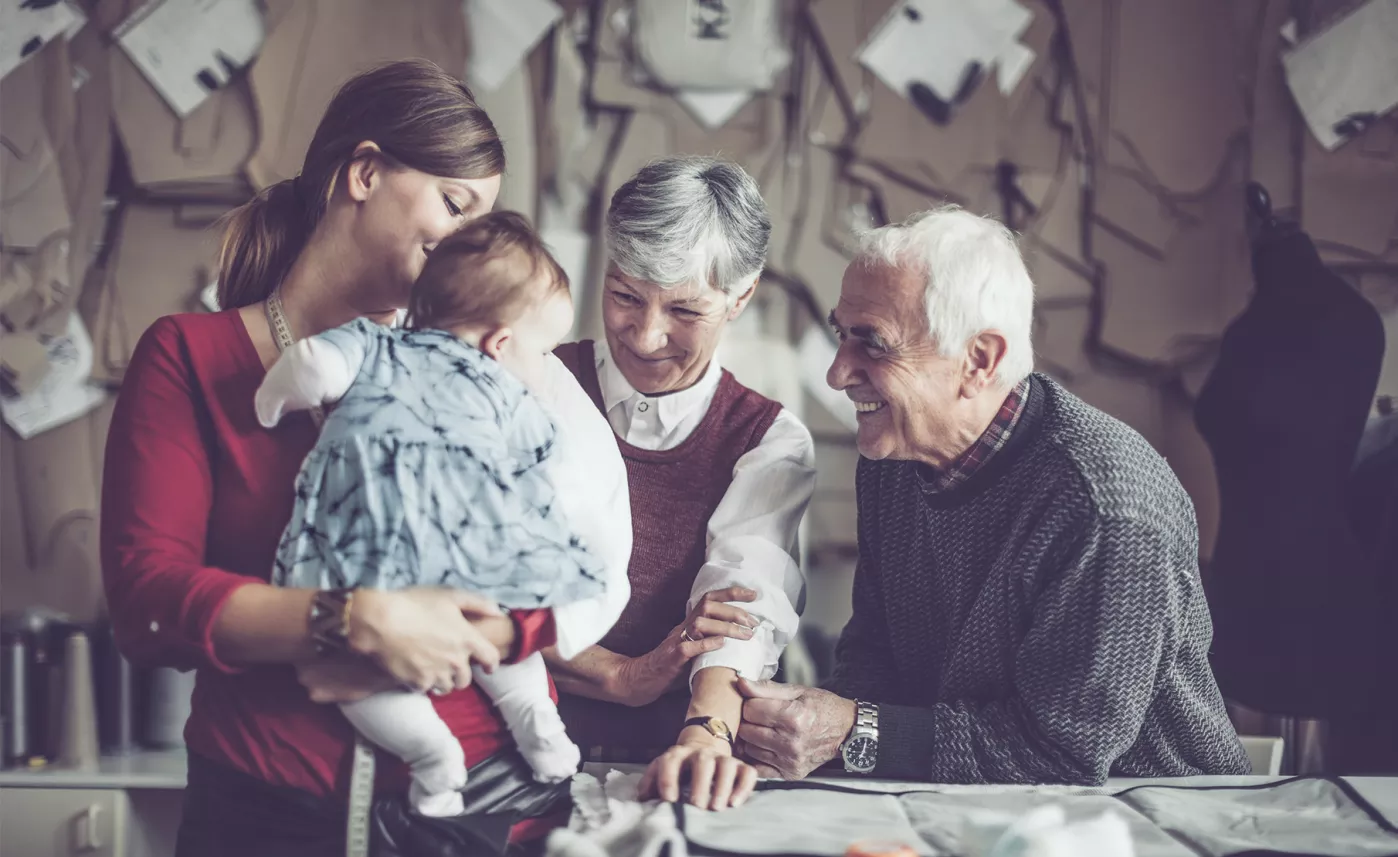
<box><xmin>546</xmin><ymin>771</ymin><xmax>682</xmax><ymax>857</ymax></box>
<box><xmin>960</xmin><ymin>804</ymin><xmax>1133</xmax><ymax>857</ymax></box>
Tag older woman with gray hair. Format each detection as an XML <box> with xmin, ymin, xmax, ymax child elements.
<box><xmin>546</xmin><ymin>156</ymin><xmax>816</xmax><ymax>809</ymax></box>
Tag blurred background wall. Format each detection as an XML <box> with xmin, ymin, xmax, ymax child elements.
<box><xmin>1</xmin><ymin>0</ymin><xmax>1395</xmax><ymax>760</ymax></box>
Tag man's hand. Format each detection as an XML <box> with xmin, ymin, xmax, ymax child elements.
<box><xmin>734</xmin><ymin>679</ymin><xmax>856</xmax><ymax>780</ymax></box>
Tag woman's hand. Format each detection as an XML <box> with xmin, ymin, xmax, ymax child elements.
<box><xmin>639</xmin><ymin>726</ymin><xmax>757</xmax><ymax>811</ymax></box>
<box><xmin>296</xmin><ymin>655</ymin><xmax>400</xmax><ymax>704</ymax></box>
<box><xmin>615</xmin><ymin>586</ymin><xmax>761</xmax><ymax>707</ymax></box>
<box><xmin>347</xmin><ymin>587</ymin><xmax>505</xmax><ymax>695</ymax></box>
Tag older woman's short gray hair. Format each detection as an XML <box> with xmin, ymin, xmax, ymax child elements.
<box><xmin>854</xmin><ymin>206</ymin><xmax>1036</xmax><ymax>388</ymax></box>
<box><xmin>606</xmin><ymin>156</ymin><xmax>771</xmax><ymax>300</ymax></box>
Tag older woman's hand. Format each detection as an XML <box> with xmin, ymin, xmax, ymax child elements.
<box><xmin>638</xmin><ymin>727</ymin><xmax>758</xmax><ymax>810</ymax></box>
<box><xmin>346</xmin><ymin>587</ymin><xmax>505</xmax><ymax>695</ymax></box>
<box><xmin>616</xmin><ymin>586</ymin><xmax>761</xmax><ymax>707</ymax></box>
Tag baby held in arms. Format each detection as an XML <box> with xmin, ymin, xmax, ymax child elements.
<box><xmin>255</xmin><ymin>211</ymin><xmax>610</xmax><ymax>816</ymax></box>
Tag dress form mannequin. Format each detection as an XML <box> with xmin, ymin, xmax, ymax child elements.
<box><xmin>1194</xmin><ymin>183</ymin><xmax>1386</xmax><ymax>723</ymax></box>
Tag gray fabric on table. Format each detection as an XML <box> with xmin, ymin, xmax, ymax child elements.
<box><xmin>900</xmin><ymin>791</ymin><xmax>1186</xmax><ymax>857</ymax></box>
<box><xmin>1120</xmin><ymin>778</ymin><xmax>1398</xmax><ymax>857</ymax></box>
<box><xmin>573</xmin><ymin>777</ymin><xmax>1398</xmax><ymax>855</ymax></box>
<box><xmin>554</xmin><ymin>773</ymin><xmax>1398</xmax><ymax>857</ymax></box>
<box><xmin>681</xmin><ymin>790</ymin><xmax>933</xmax><ymax>856</ymax></box>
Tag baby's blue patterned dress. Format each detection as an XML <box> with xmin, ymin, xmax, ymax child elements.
<box><xmin>270</xmin><ymin>318</ymin><xmax>605</xmax><ymax>609</ymax></box>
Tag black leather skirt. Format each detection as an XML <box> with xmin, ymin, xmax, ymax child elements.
<box><xmin>175</xmin><ymin>748</ymin><xmax>571</xmax><ymax>857</ymax></box>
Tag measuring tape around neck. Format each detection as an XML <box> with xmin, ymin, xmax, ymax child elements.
<box><xmin>264</xmin><ymin>290</ymin><xmax>374</xmax><ymax>857</ymax></box>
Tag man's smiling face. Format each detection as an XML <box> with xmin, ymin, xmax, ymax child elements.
<box><xmin>825</xmin><ymin>261</ymin><xmax>967</xmax><ymax>464</ymax></box>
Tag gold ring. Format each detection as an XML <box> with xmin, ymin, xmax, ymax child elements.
<box><xmin>680</xmin><ymin>628</ymin><xmax>695</xmax><ymax>643</ymax></box>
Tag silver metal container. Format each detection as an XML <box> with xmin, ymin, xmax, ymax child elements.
<box><xmin>1</xmin><ymin>632</ymin><xmax>28</xmax><ymax>765</ymax></box>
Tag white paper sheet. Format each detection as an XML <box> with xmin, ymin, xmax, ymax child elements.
<box><xmin>540</xmin><ymin>226</ymin><xmax>590</xmax><ymax>339</ymax></box>
<box><xmin>463</xmin><ymin>0</ymin><xmax>562</xmax><ymax>93</ymax></box>
<box><xmin>720</xmin><ymin>330</ymin><xmax>804</xmax><ymax>416</ymax></box>
<box><xmin>62</xmin><ymin>2</ymin><xmax>86</xmax><ymax>40</ymax></box>
<box><xmin>1282</xmin><ymin>0</ymin><xmax>1398</xmax><ymax>150</ymax></box>
<box><xmin>798</xmin><ymin>326</ymin><xmax>857</xmax><ymax>432</ymax></box>
<box><xmin>996</xmin><ymin>41</ymin><xmax>1035</xmax><ymax>95</ymax></box>
<box><xmin>1</xmin><ymin>313</ymin><xmax>108</xmax><ymax>440</ymax></box>
<box><xmin>113</xmin><ymin>0</ymin><xmax>265</xmax><ymax>118</ymax></box>
<box><xmin>0</xmin><ymin>0</ymin><xmax>83</xmax><ymax>83</ymax></box>
<box><xmin>858</xmin><ymin>0</ymin><xmax>1034</xmax><ymax>104</ymax></box>
<box><xmin>677</xmin><ymin>89</ymin><xmax>754</xmax><ymax>129</ymax></box>
<box><xmin>548</xmin><ymin>770</ymin><xmax>685</xmax><ymax>857</ymax></box>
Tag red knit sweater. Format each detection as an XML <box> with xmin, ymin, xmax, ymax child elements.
<box><xmin>553</xmin><ymin>340</ymin><xmax>782</xmax><ymax>752</ymax></box>
<box><xmin>100</xmin><ymin>310</ymin><xmax>556</xmax><ymax>798</ymax></box>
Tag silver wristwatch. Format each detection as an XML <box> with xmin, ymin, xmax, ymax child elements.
<box><xmin>840</xmin><ymin>699</ymin><xmax>879</xmax><ymax>774</ymax></box>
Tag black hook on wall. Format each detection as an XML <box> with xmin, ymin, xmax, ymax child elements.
<box><xmin>1245</xmin><ymin>181</ymin><xmax>1295</xmax><ymax>242</ymax></box>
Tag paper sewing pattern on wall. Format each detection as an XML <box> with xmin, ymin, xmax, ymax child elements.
<box><xmin>0</xmin><ymin>0</ymin><xmax>85</xmax><ymax>84</ymax></box>
<box><xmin>112</xmin><ymin>0</ymin><xmax>265</xmax><ymax>118</ymax></box>
<box><xmin>631</xmin><ymin>0</ymin><xmax>789</xmax><ymax>92</ymax></box>
<box><xmin>691</xmin><ymin>0</ymin><xmax>731</xmax><ymax>40</ymax></box>
<box><xmin>463</xmin><ymin>0</ymin><xmax>562</xmax><ymax>93</ymax></box>
<box><xmin>1283</xmin><ymin>0</ymin><xmax>1398</xmax><ymax>151</ymax></box>
<box><xmin>857</xmin><ymin>0</ymin><xmax>1036</xmax><ymax>116</ymax></box>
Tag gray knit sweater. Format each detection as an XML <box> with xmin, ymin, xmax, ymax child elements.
<box><xmin>824</xmin><ymin>375</ymin><xmax>1250</xmax><ymax>785</ymax></box>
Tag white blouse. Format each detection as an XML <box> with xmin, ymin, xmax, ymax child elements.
<box><xmin>592</xmin><ymin>340</ymin><xmax>817</xmax><ymax>685</ymax></box>
<box><xmin>530</xmin><ymin>355</ymin><xmax>635</xmax><ymax>661</ymax></box>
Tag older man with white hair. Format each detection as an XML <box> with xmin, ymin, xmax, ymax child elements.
<box><xmin>736</xmin><ymin>207</ymin><xmax>1250</xmax><ymax>785</ymax></box>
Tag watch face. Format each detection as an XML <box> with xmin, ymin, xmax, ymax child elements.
<box><xmin>843</xmin><ymin>735</ymin><xmax>877</xmax><ymax>772</ymax></box>
<box><xmin>708</xmin><ymin>718</ymin><xmax>733</xmax><ymax>742</ymax></box>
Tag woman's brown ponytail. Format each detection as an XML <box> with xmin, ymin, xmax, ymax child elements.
<box><xmin>216</xmin><ymin>178</ymin><xmax>310</xmax><ymax>309</ymax></box>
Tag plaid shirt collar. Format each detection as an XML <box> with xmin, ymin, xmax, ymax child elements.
<box><xmin>921</xmin><ymin>378</ymin><xmax>1031</xmax><ymax>493</ymax></box>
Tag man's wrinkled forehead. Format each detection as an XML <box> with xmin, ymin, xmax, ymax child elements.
<box><xmin>839</xmin><ymin>260</ymin><xmax>922</xmax><ymax>320</ymax></box>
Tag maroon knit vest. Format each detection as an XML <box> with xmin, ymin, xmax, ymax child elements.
<box><xmin>552</xmin><ymin>340</ymin><xmax>782</xmax><ymax>754</ymax></box>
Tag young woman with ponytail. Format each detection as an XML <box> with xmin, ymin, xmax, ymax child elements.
<box><xmin>100</xmin><ymin>59</ymin><xmax>567</xmax><ymax>855</ymax></box>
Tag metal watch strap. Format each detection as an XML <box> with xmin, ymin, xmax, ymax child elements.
<box><xmin>265</xmin><ymin>290</ymin><xmax>372</xmax><ymax>857</ymax></box>
<box><xmin>853</xmin><ymin>700</ymin><xmax>878</xmax><ymax>736</ymax></box>
<box><xmin>841</xmin><ymin>699</ymin><xmax>879</xmax><ymax>774</ymax></box>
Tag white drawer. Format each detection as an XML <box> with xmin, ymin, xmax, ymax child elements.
<box><xmin>0</xmin><ymin>787</ymin><xmax>129</xmax><ymax>857</ymax></box>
